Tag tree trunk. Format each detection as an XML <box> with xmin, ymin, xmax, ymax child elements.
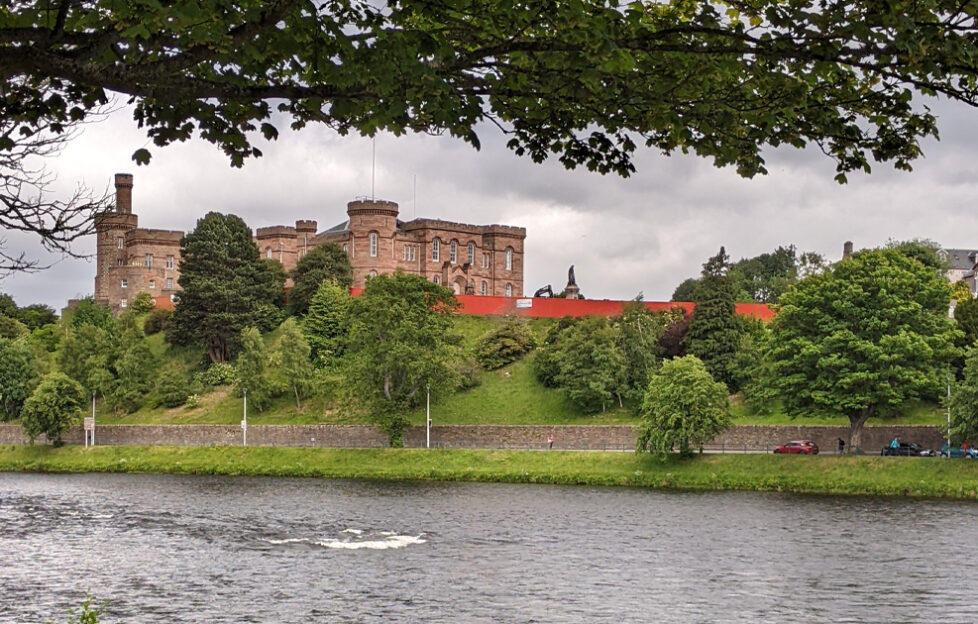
<box><xmin>293</xmin><ymin>386</ymin><xmax>301</xmax><ymax>410</ymax></box>
<box><xmin>848</xmin><ymin>405</ymin><xmax>877</xmax><ymax>452</ymax></box>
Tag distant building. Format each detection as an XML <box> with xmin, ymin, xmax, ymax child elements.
<box><xmin>93</xmin><ymin>174</ymin><xmax>526</xmax><ymax>313</ymax></box>
<box><xmin>938</xmin><ymin>248</ymin><xmax>978</xmax><ymax>294</ymax></box>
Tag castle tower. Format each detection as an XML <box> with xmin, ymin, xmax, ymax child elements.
<box><xmin>346</xmin><ymin>199</ymin><xmax>399</xmax><ymax>287</ymax></box>
<box><xmin>94</xmin><ymin>174</ymin><xmax>138</xmax><ymax>302</ymax></box>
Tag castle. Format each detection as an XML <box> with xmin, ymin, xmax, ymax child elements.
<box><xmin>94</xmin><ymin>174</ymin><xmax>526</xmax><ymax>312</ymax></box>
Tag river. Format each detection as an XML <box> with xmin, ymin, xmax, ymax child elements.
<box><xmin>2</xmin><ymin>472</ymin><xmax>976</xmax><ymax>623</ymax></box>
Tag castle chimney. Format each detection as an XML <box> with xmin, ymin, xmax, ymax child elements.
<box><xmin>843</xmin><ymin>240</ymin><xmax>853</xmax><ymax>259</ymax></box>
<box><xmin>115</xmin><ymin>173</ymin><xmax>134</xmax><ymax>214</ymax></box>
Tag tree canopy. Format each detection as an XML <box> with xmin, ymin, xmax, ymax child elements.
<box><xmin>344</xmin><ymin>273</ymin><xmax>460</xmax><ymax>444</ymax></box>
<box><xmin>166</xmin><ymin>212</ymin><xmax>285</xmax><ymax>362</ymax></box>
<box><xmin>288</xmin><ymin>243</ymin><xmax>353</xmax><ymax>316</ymax></box>
<box><xmin>685</xmin><ymin>247</ymin><xmax>742</xmax><ymax>390</ymax></box>
<box><xmin>767</xmin><ymin>247</ymin><xmax>959</xmax><ymax>447</ymax></box>
<box><xmin>5</xmin><ymin>0</ymin><xmax>978</xmax><ymax>182</ymax></box>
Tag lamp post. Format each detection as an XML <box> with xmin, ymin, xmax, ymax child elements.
<box><xmin>947</xmin><ymin>367</ymin><xmax>952</xmax><ymax>459</ymax></box>
<box><xmin>426</xmin><ymin>382</ymin><xmax>431</xmax><ymax>449</ymax></box>
<box><xmin>242</xmin><ymin>387</ymin><xmax>248</xmax><ymax>447</ymax></box>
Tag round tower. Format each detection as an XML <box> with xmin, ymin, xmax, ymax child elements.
<box><xmin>346</xmin><ymin>199</ymin><xmax>399</xmax><ymax>287</ymax></box>
<box><xmin>94</xmin><ymin>174</ymin><xmax>138</xmax><ymax>301</ymax></box>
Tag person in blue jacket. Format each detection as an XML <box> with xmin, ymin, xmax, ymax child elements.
<box><xmin>890</xmin><ymin>437</ymin><xmax>900</xmax><ymax>449</ymax></box>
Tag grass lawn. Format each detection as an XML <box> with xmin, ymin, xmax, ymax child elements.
<box><xmin>3</xmin><ymin>445</ymin><xmax>978</xmax><ymax>499</ymax></box>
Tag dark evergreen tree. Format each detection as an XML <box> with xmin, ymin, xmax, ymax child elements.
<box><xmin>685</xmin><ymin>247</ymin><xmax>742</xmax><ymax>391</ymax></box>
<box><xmin>288</xmin><ymin>244</ymin><xmax>353</xmax><ymax>316</ymax></box>
<box><xmin>670</xmin><ymin>278</ymin><xmax>699</xmax><ymax>302</ymax></box>
<box><xmin>166</xmin><ymin>212</ymin><xmax>285</xmax><ymax>362</ymax></box>
<box><xmin>0</xmin><ymin>337</ymin><xmax>38</xmax><ymax>420</ymax></box>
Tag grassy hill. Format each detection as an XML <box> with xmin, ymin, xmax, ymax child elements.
<box><xmin>85</xmin><ymin>313</ymin><xmax>946</xmax><ymax>428</ymax></box>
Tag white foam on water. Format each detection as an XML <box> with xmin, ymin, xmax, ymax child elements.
<box><xmin>91</xmin><ymin>514</ymin><xmax>114</xmax><ymax>519</ymax></box>
<box><xmin>313</xmin><ymin>534</ymin><xmax>426</xmax><ymax>550</ymax></box>
<box><xmin>341</xmin><ymin>528</ymin><xmax>363</xmax><ymax>535</ymax></box>
<box><xmin>261</xmin><ymin>537</ymin><xmax>310</xmax><ymax>545</ymax></box>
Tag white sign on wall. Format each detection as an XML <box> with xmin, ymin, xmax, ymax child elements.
<box><xmin>516</xmin><ymin>299</ymin><xmax>533</xmax><ymax>309</ymax></box>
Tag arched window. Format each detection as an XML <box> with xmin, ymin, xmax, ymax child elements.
<box><xmin>505</xmin><ymin>283</ymin><xmax>512</xmax><ymax>297</ymax></box>
<box><xmin>480</xmin><ymin>281</ymin><xmax>487</xmax><ymax>295</ymax></box>
<box><xmin>505</xmin><ymin>248</ymin><xmax>513</xmax><ymax>271</ymax></box>
<box><xmin>265</xmin><ymin>247</ymin><xmax>273</xmax><ymax>259</ymax></box>
<box><xmin>368</xmin><ymin>270</ymin><xmax>378</xmax><ymax>279</ymax></box>
<box><xmin>450</xmin><ymin>240</ymin><xmax>458</xmax><ymax>264</ymax></box>
<box><xmin>369</xmin><ymin>232</ymin><xmax>378</xmax><ymax>257</ymax></box>
<box><xmin>433</xmin><ymin>275</ymin><xmax>440</xmax><ymax>285</ymax></box>
<box><xmin>432</xmin><ymin>238</ymin><xmax>440</xmax><ymax>262</ymax></box>
<box><xmin>467</xmin><ymin>242</ymin><xmax>475</xmax><ymax>265</ymax></box>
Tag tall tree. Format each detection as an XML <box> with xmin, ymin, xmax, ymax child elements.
<box><xmin>0</xmin><ymin>337</ymin><xmax>38</xmax><ymax>421</ymax></box>
<box><xmin>614</xmin><ymin>300</ymin><xmax>675</xmax><ymax>402</ymax></box>
<box><xmin>955</xmin><ymin>297</ymin><xmax>978</xmax><ymax>347</ymax></box>
<box><xmin>950</xmin><ymin>345</ymin><xmax>978</xmax><ymax>443</ymax></box>
<box><xmin>768</xmin><ymin>248</ymin><xmax>959</xmax><ymax>448</ymax></box>
<box><xmin>552</xmin><ymin>316</ymin><xmax>626</xmax><ymax>413</ymax></box>
<box><xmin>235</xmin><ymin>327</ymin><xmax>274</xmax><ymax>412</ymax></box>
<box><xmin>277</xmin><ymin>318</ymin><xmax>316</xmax><ymax>410</ymax></box>
<box><xmin>344</xmin><ymin>273</ymin><xmax>460</xmax><ymax>445</ymax></box>
<box><xmin>5</xmin><ymin>1</ymin><xmax>978</xmax><ymax>181</ymax></box>
<box><xmin>685</xmin><ymin>247</ymin><xmax>742</xmax><ymax>390</ymax></box>
<box><xmin>166</xmin><ymin>212</ymin><xmax>285</xmax><ymax>362</ymax></box>
<box><xmin>57</xmin><ymin>324</ymin><xmax>114</xmax><ymax>400</ymax></box>
<box><xmin>303</xmin><ymin>280</ymin><xmax>352</xmax><ymax>368</ymax></box>
<box><xmin>637</xmin><ymin>355</ymin><xmax>731</xmax><ymax>457</ymax></box>
<box><xmin>288</xmin><ymin>244</ymin><xmax>353</xmax><ymax>316</ymax></box>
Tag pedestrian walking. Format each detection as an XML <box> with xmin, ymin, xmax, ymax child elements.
<box><xmin>838</xmin><ymin>438</ymin><xmax>845</xmax><ymax>454</ymax></box>
<box><xmin>547</xmin><ymin>434</ymin><xmax>554</xmax><ymax>450</ymax></box>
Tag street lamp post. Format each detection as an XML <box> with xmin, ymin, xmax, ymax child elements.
<box><xmin>426</xmin><ymin>382</ymin><xmax>431</xmax><ymax>449</ymax></box>
<box><xmin>242</xmin><ymin>387</ymin><xmax>248</xmax><ymax>447</ymax></box>
<box><xmin>947</xmin><ymin>367</ymin><xmax>952</xmax><ymax>459</ymax></box>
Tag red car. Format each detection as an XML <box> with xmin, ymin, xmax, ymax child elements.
<box><xmin>773</xmin><ymin>440</ymin><xmax>819</xmax><ymax>455</ymax></box>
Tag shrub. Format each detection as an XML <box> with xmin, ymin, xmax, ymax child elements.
<box><xmin>455</xmin><ymin>357</ymin><xmax>482</xmax><ymax>391</ymax></box>
<box><xmin>156</xmin><ymin>370</ymin><xmax>190</xmax><ymax>408</ymax></box>
<box><xmin>143</xmin><ymin>308</ymin><xmax>172</xmax><ymax>334</ymax></box>
<box><xmin>475</xmin><ymin>318</ymin><xmax>537</xmax><ymax>370</ymax></box>
<box><xmin>130</xmin><ymin>291</ymin><xmax>155</xmax><ymax>313</ymax></box>
<box><xmin>196</xmin><ymin>361</ymin><xmax>236</xmax><ymax>387</ymax></box>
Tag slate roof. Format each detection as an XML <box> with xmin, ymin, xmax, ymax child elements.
<box><xmin>940</xmin><ymin>248</ymin><xmax>978</xmax><ymax>271</ymax></box>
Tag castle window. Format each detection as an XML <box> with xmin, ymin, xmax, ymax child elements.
<box><xmin>467</xmin><ymin>242</ymin><xmax>475</xmax><ymax>265</ymax></box>
<box><xmin>450</xmin><ymin>240</ymin><xmax>458</xmax><ymax>264</ymax></box>
<box><xmin>481</xmin><ymin>281</ymin><xmax>487</xmax><ymax>295</ymax></box>
<box><xmin>369</xmin><ymin>232</ymin><xmax>378</xmax><ymax>257</ymax></box>
<box><xmin>343</xmin><ymin>244</ymin><xmax>349</xmax><ymax>254</ymax></box>
<box><xmin>144</xmin><ymin>254</ymin><xmax>153</xmax><ymax>268</ymax></box>
<box><xmin>121</xmin><ymin>279</ymin><xmax>128</xmax><ymax>288</ymax></box>
<box><xmin>166</xmin><ymin>255</ymin><xmax>174</xmax><ymax>269</ymax></box>
<box><xmin>433</xmin><ymin>275</ymin><xmax>440</xmax><ymax>285</ymax></box>
<box><xmin>149</xmin><ymin>280</ymin><xmax>156</xmax><ymax>289</ymax></box>
<box><xmin>482</xmin><ymin>253</ymin><xmax>490</xmax><ymax>269</ymax></box>
<box><xmin>116</xmin><ymin>237</ymin><xmax>124</xmax><ymax>249</ymax></box>
<box><xmin>368</xmin><ymin>270</ymin><xmax>378</xmax><ymax>279</ymax></box>
<box><xmin>266</xmin><ymin>247</ymin><xmax>273</xmax><ymax>259</ymax></box>
<box><xmin>166</xmin><ymin>278</ymin><xmax>173</xmax><ymax>289</ymax></box>
<box><xmin>505</xmin><ymin>248</ymin><xmax>513</xmax><ymax>271</ymax></box>
<box><xmin>402</xmin><ymin>245</ymin><xmax>417</xmax><ymax>262</ymax></box>
<box><xmin>120</xmin><ymin>298</ymin><xmax>128</xmax><ymax>308</ymax></box>
<box><xmin>432</xmin><ymin>238</ymin><xmax>440</xmax><ymax>262</ymax></box>
<box><xmin>117</xmin><ymin>258</ymin><xmax>124</xmax><ymax>266</ymax></box>
<box><xmin>505</xmin><ymin>283</ymin><xmax>513</xmax><ymax>297</ymax></box>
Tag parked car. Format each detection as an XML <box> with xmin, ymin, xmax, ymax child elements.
<box><xmin>881</xmin><ymin>442</ymin><xmax>936</xmax><ymax>457</ymax></box>
<box><xmin>939</xmin><ymin>443</ymin><xmax>978</xmax><ymax>458</ymax></box>
<box><xmin>773</xmin><ymin>440</ymin><xmax>819</xmax><ymax>455</ymax></box>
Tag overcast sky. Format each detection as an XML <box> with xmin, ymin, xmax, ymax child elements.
<box><xmin>4</xmin><ymin>97</ymin><xmax>978</xmax><ymax>312</ymax></box>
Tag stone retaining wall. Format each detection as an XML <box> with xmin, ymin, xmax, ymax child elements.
<box><xmin>0</xmin><ymin>423</ymin><xmax>947</xmax><ymax>453</ymax></box>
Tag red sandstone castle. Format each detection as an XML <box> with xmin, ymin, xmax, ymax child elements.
<box><xmin>94</xmin><ymin>174</ymin><xmax>526</xmax><ymax>312</ymax></box>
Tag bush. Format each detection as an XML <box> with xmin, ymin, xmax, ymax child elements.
<box><xmin>475</xmin><ymin>318</ymin><xmax>537</xmax><ymax>370</ymax></box>
<box><xmin>156</xmin><ymin>370</ymin><xmax>190</xmax><ymax>408</ymax></box>
<box><xmin>195</xmin><ymin>361</ymin><xmax>236</xmax><ymax>387</ymax></box>
<box><xmin>143</xmin><ymin>308</ymin><xmax>172</xmax><ymax>335</ymax></box>
<box><xmin>130</xmin><ymin>291</ymin><xmax>155</xmax><ymax>313</ymax></box>
<box><xmin>455</xmin><ymin>357</ymin><xmax>482</xmax><ymax>391</ymax></box>
<box><xmin>21</xmin><ymin>372</ymin><xmax>86</xmax><ymax>446</ymax></box>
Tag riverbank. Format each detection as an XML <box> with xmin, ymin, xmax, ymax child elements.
<box><xmin>3</xmin><ymin>445</ymin><xmax>978</xmax><ymax>499</ymax></box>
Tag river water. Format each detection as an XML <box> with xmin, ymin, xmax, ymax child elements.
<box><xmin>2</xmin><ymin>472</ymin><xmax>977</xmax><ymax>623</ymax></box>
